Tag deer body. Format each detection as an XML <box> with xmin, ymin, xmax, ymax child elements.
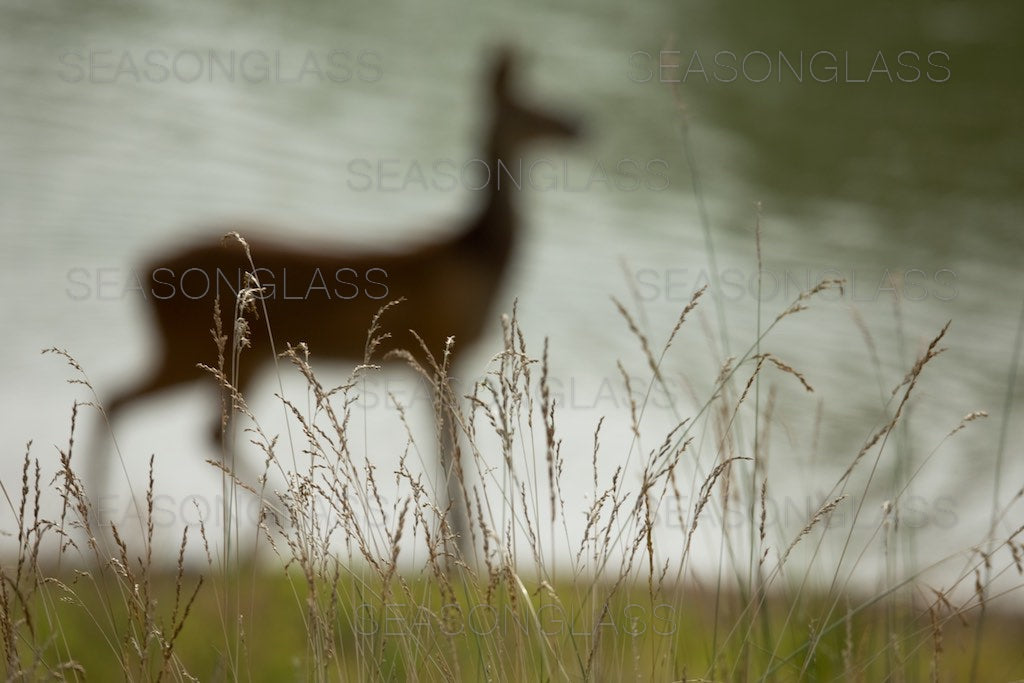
<box><xmin>115</xmin><ymin>211</ymin><xmax>516</xmax><ymax>411</ymax></box>
<box><xmin>98</xmin><ymin>50</ymin><xmax>578</xmax><ymax>555</ymax></box>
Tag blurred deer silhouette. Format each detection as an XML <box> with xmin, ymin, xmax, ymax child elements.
<box><xmin>96</xmin><ymin>48</ymin><xmax>580</xmax><ymax>558</ymax></box>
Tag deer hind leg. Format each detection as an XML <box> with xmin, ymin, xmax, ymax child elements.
<box><xmin>89</xmin><ymin>350</ymin><xmax>205</xmax><ymax>535</ymax></box>
<box><xmin>205</xmin><ymin>360</ymin><xmax>266</xmax><ymax>495</ymax></box>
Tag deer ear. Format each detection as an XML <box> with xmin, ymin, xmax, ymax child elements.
<box><xmin>491</xmin><ymin>46</ymin><xmax>515</xmax><ymax>99</ymax></box>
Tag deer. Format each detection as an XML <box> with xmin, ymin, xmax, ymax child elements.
<box><xmin>94</xmin><ymin>48</ymin><xmax>580</xmax><ymax>561</ymax></box>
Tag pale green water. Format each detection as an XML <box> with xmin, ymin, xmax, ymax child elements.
<box><xmin>1</xmin><ymin>0</ymin><xmax>1021</xmax><ymax>594</ymax></box>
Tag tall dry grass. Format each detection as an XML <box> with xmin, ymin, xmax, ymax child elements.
<box><xmin>3</xmin><ymin>244</ymin><xmax>1023</xmax><ymax>681</ymax></box>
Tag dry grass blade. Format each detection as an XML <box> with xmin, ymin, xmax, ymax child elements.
<box><xmin>778</xmin><ymin>495</ymin><xmax>847</xmax><ymax>567</ymax></box>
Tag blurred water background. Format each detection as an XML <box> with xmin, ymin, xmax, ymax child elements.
<box><xmin>1</xmin><ymin>0</ymin><xmax>1022</xmax><ymax>598</ymax></box>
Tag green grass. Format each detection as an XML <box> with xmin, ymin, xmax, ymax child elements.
<box><xmin>8</xmin><ymin>565</ymin><xmax>1024</xmax><ymax>681</ymax></box>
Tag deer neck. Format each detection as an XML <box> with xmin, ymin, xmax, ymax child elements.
<box><xmin>457</xmin><ymin>140</ymin><xmax>520</xmax><ymax>264</ymax></box>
